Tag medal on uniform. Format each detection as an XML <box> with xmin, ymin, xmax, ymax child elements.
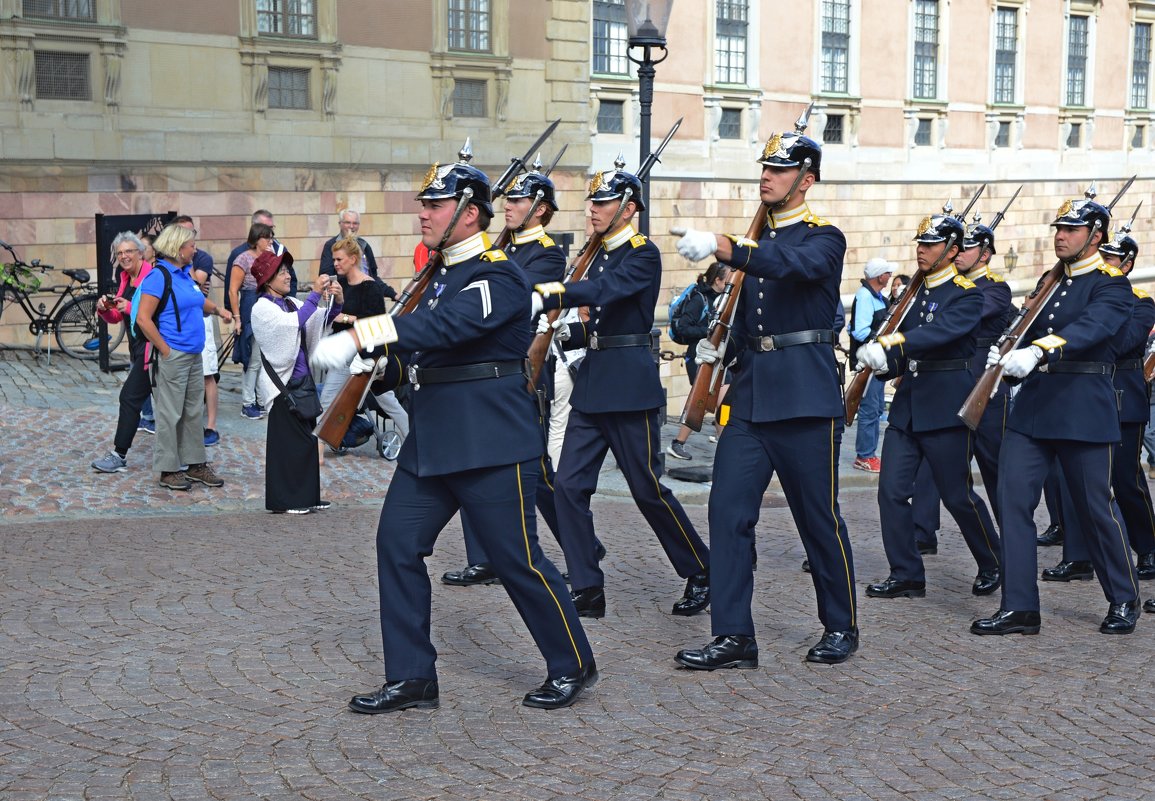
<box><xmin>925</xmin><ymin>301</ymin><xmax>938</xmax><ymax>322</ymax></box>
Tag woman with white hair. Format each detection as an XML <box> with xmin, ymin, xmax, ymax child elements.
<box><xmin>90</xmin><ymin>231</ymin><xmax>155</xmax><ymax>474</ymax></box>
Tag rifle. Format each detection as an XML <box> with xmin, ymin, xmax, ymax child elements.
<box><xmin>677</xmin><ymin>106</ymin><xmax>818</xmax><ymax>432</ymax></box>
<box><xmin>316</xmin><ymin>127</ymin><xmax>561</xmax><ymax>448</ymax></box>
<box><xmin>525</xmin><ymin>118</ymin><xmax>683</xmax><ymax>388</ymax></box>
<box><xmin>843</xmin><ymin>184</ymin><xmax>986</xmax><ymax>424</ymax></box>
<box><xmin>958</xmin><ymin>177</ymin><xmax>1135</xmax><ymax>429</ymax></box>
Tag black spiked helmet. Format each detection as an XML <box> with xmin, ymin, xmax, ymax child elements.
<box><xmin>416</xmin><ymin>139</ymin><xmax>494</xmax><ymax>215</ymax></box>
<box><xmin>964</xmin><ymin>214</ymin><xmax>997</xmax><ymax>254</ymax></box>
<box><xmin>506</xmin><ymin>170</ymin><xmax>559</xmax><ymax>211</ymax></box>
<box><xmin>756</xmin><ymin>103</ymin><xmax>822</xmax><ymax>180</ymax></box>
<box><xmin>1099</xmin><ymin>229</ymin><xmax>1139</xmax><ymax>266</ymax></box>
<box><xmin>914</xmin><ymin>201</ymin><xmax>966</xmax><ymax>247</ymax></box>
<box><xmin>1051</xmin><ymin>184</ymin><xmax>1110</xmax><ymax>234</ymax></box>
<box><xmin>586</xmin><ymin>153</ymin><xmax>645</xmax><ymax>211</ymax></box>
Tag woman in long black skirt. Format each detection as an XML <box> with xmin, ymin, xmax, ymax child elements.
<box><xmin>249</xmin><ymin>250</ymin><xmax>342</xmax><ymax>514</ymax></box>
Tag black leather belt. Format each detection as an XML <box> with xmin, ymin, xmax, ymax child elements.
<box><xmin>746</xmin><ymin>329</ymin><xmax>835</xmax><ymax>352</ymax></box>
<box><xmin>909</xmin><ymin>358</ymin><xmax>969</xmax><ymax>373</ymax></box>
<box><xmin>1117</xmin><ymin>358</ymin><xmax>1143</xmax><ymax>370</ymax></box>
<box><xmin>587</xmin><ymin>333</ymin><xmax>652</xmax><ymax>351</ymax></box>
<box><xmin>1040</xmin><ymin>361</ymin><xmax>1114</xmax><ymax>376</ymax></box>
<box><xmin>408</xmin><ymin>359</ymin><xmax>527</xmax><ymax>389</ymax></box>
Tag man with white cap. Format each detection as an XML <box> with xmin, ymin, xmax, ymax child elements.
<box><xmin>849</xmin><ymin>257</ymin><xmax>895</xmax><ymax>472</ymax></box>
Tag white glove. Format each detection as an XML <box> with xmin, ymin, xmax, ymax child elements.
<box><xmin>530</xmin><ymin>292</ymin><xmax>544</xmax><ymax>317</ymax></box>
<box><xmin>1000</xmin><ymin>345</ymin><xmax>1042</xmax><ymax>379</ymax></box>
<box><xmin>985</xmin><ymin>344</ymin><xmax>1002</xmax><ymax>370</ymax></box>
<box><xmin>536</xmin><ymin>314</ymin><xmax>569</xmax><ymax>342</ymax></box>
<box><xmin>348</xmin><ymin>355</ymin><xmax>376</xmax><ymax>376</ymax></box>
<box><xmin>856</xmin><ymin>342</ymin><xmax>889</xmax><ymax>374</ymax></box>
<box><xmin>695</xmin><ymin>338</ymin><xmax>726</xmax><ymax>365</ymax></box>
<box><xmin>310</xmin><ymin>331</ymin><xmax>359</xmax><ymax>374</ymax></box>
<box><xmin>674</xmin><ymin>227</ymin><xmax>719</xmax><ymax>262</ymax></box>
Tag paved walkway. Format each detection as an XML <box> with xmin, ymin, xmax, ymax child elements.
<box><xmin>2</xmin><ymin>346</ymin><xmax>1153</xmax><ymax>800</ymax></box>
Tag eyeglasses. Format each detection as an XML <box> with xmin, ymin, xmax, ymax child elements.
<box><xmin>116</xmin><ymin>248</ymin><xmax>140</xmax><ymax>257</ymax></box>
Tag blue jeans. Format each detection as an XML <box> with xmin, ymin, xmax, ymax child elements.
<box><xmin>854</xmin><ymin>376</ymin><xmax>885</xmax><ymax>459</ymax></box>
<box><xmin>141</xmin><ymin>395</ymin><xmax>155</xmax><ymax>423</ymax></box>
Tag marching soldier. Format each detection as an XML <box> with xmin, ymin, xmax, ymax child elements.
<box><xmin>907</xmin><ymin>213</ymin><xmax>1015</xmax><ymax>544</ymax></box>
<box><xmin>532</xmin><ymin>160</ymin><xmax>711</xmax><ymax>620</ymax></box>
<box><xmin>858</xmin><ymin>208</ymin><xmax>1002</xmax><ymax>603</ymax></box>
<box><xmin>670</xmin><ymin>116</ymin><xmax>859</xmax><ymax>666</ymax></box>
<box><xmin>311</xmin><ymin>150</ymin><xmax>597</xmax><ymax>712</ymax></box>
<box><xmin>972</xmin><ymin>189</ymin><xmax>1141</xmax><ymax>636</ymax></box>
<box><xmin>1041</xmin><ymin>221</ymin><xmax>1155</xmax><ymax>584</ymax></box>
<box><xmin>441</xmin><ymin>164</ymin><xmax>606</xmax><ymax>587</ymax></box>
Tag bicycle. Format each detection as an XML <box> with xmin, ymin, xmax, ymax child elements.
<box><xmin>0</xmin><ymin>239</ymin><xmax>126</xmax><ymax>360</ymax></box>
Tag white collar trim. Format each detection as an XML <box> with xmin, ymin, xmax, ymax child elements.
<box><xmin>442</xmin><ymin>231</ymin><xmax>491</xmax><ymax>265</ymax></box>
<box><xmin>925</xmin><ymin>264</ymin><xmax>957</xmax><ymax>289</ymax></box>
<box><xmin>603</xmin><ymin>223</ymin><xmax>637</xmax><ymax>252</ymax></box>
<box><xmin>513</xmin><ymin>225</ymin><xmax>546</xmax><ymax>245</ymax></box>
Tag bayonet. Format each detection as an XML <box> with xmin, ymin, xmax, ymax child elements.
<box><xmin>544</xmin><ymin>144</ymin><xmax>567</xmax><ymax>177</ymax></box>
<box><xmin>987</xmin><ymin>185</ymin><xmax>1023</xmax><ymax>231</ymax></box>
<box><xmin>491</xmin><ymin>118</ymin><xmax>561</xmax><ymax>199</ymax></box>
<box><xmin>637</xmin><ymin>117</ymin><xmax>683</xmax><ymax>182</ymax></box>
<box><xmin>956</xmin><ymin>183</ymin><xmax>987</xmax><ymax>221</ymax></box>
<box><xmin>1106</xmin><ymin>175</ymin><xmax>1137</xmax><ymax>212</ymax></box>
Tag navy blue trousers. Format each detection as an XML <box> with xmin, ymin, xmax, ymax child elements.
<box><xmin>912</xmin><ymin>391</ymin><xmax>1007</xmax><ymax>541</ymax></box>
<box><xmin>374</xmin><ymin>461</ymin><xmax>593</xmax><ymax>682</ymax></box>
<box><xmin>553</xmin><ymin>407</ymin><xmax>709</xmax><ymax>591</ymax></box>
<box><xmin>997</xmin><ymin>430</ymin><xmax>1139</xmax><ymax>611</ymax></box>
<box><xmin>462</xmin><ymin>451</ymin><xmax>566</xmax><ymax>562</ymax></box>
<box><xmin>878</xmin><ymin>425</ymin><xmax>1000</xmax><ymax>583</ymax></box>
<box><xmin>709</xmin><ymin>416</ymin><xmax>856</xmax><ymax>635</ymax></box>
<box><xmin>1061</xmin><ymin>422</ymin><xmax>1155</xmax><ymax>562</ymax></box>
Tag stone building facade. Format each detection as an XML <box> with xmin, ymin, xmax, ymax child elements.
<box><xmin>1</xmin><ymin>1</ymin><xmax>1152</xmax><ymax>403</ymax></box>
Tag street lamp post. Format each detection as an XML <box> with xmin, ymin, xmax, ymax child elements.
<box><xmin>625</xmin><ymin>0</ymin><xmax>674</xmax><ymax>235</ymax></box>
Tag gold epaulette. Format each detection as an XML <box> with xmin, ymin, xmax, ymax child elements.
<box><xmin>480</xmin><ymin>249</ymin><xmax>508</xmax><ymax>262</ymax></box>
<box><xmin>539</xmin><ymin>234</ymin><xmax>556</xmax><ymax>248</ymax></box>
<box><xmin>1098</xmin><ymin>263</ymin><xmax>1124</xmax><ymax>277</ymax></box>
<box><xmin>804</xmin><ymin>212</ymin><xmax>832</xmax><ymax>227</ymax></box>
<box><xmin>987</xmin><ymin>272</ymin><xmax>1006</xmax><ymax>283</ymax></box>
<box><xmin>953</xmin><ymin>275</ymin><xmax>977</xmax><ymax>290</ymax></box>
<box><xmin>629</xmin><ymin>233</ymin><xmax>648</xmax><ymax>248</ymax></box>
<box><xmin>1135</xmin><ymin>287</ymin><xmax>1150</xmax><ymax>300</ymax></box>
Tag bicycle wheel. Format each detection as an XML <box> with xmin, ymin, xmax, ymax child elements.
<box><xmin>55</xmin><ymin>294</ymin><xmax>125</xmax><ymax>359</ymax></box>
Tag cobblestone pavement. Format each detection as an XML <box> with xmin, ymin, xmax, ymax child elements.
<box><xmin>3</xmin><ymin>347</ymin><xmax>1154</xmax><ymax>800</ymax></box>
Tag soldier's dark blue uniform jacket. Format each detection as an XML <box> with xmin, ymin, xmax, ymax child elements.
<box><xmin>968</xmin><ymin>269</ymin><xmax>1014</xmax><ymax>376</ymax></box>
<box><xmin>374</xmin><ymin>232</ymin><xmax>542</xmax><ymax>476</ymax></box>
<box><xmin>542</xmin><ymin>225</ymin><xmax>664</xmax><ymax>414</ymax></box>
<box><xmin>722</xmin><ymin>205</ymin><xmax>845</xmax><ymax>423</ymax></box>
<box><xmin>1006</xmin><ymin>254</ymin><xmax>1134</xmax><ymax>443</ymax></box>
<box><xmin>1115</xmin><ymin>287</ymin><xmax>1155</xmax><ymax>424</ymax></box>
<box><xmin>881</xmin><ymin>267</ymin><xmax>982</xmax><ymax>433</ymax></box>
<box><xmin>506</xmin><ymin>225</ymin><xmax>566</xmax><ymax>285</ymax></box>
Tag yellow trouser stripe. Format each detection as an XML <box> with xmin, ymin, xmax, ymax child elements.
<box><xmin>1106</xmin><ymin>444</ymin><xmax>1140</xmax><ymax>599</ymax></box>
<box><xmin>828</xmin><ymin>419</ymin><xmax>856</xmax><ymax>628</ymax></box>
<box><xmin>644</xmin><ymin>411</ymin><xmax>707</xmax><ymax>571</ymax></box>
<box><xmin>516</xmin><ymin>463</ymin><xmax>584</xmax><ymax>668</ymax></box>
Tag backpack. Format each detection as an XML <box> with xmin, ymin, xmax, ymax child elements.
<box><xmin>668</xmin><ymin>284</ymin><xmax>708</xmax><ymax>345</ymax></box>
<box><xmin>130</xmin><ymin>262</ymin><xmax>180</xmax><ymax>341</ymax></box>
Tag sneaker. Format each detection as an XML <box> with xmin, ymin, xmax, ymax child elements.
<box><xmin>185</xmin><ymin>462</ymin><xmax>224</xmax><ymax>487</ymax></box>
<box><xmin>273</xmin><ymin>507</ymin><xmax>312</xmax><ymax>515</ymax></box>
<box><xmin>91</xmin><ymin>451</ymin><xmax>127</xmax><ymax>473</ymax></box>
<box><xmin>242</xmin><ymin>404</ymin><xmax>263</xmax><ymax>420</ymax></box>
<box><xmin>708</xmin><ymin>435</ymin><xmax>718</xmax><ymax>444</ymax></box>
<box><xmin>311</xmin><ymin>500</ymin><xmax>333</xmax><ymax>511</ymax></box>
<box><xmin>853</xmin><ymin>456</ymin><xmax>882</xmax><ymax>473</ymax></box>
<box><xmin>1148</xmin><ymin>465</ymin><xmax>1155</xmax><ymax>480</ymax></box>
<box><xmin>138</xmin><ymin>418</ymin><xmax>156</xmax><ymax>434</ymax></box>
<box><xmin>204</xmin><ymin>428</ymin><xmax>220</xmax><ymax>447</ymax></box>
<box><xmin>159</xmin><ymin>471</ymin><xmax>192</xmax><ymax>491</ymax></box>
<box><xmin>666</xmin><ymin>440</ymin><xmax>692</xmax><ymax>460</ymax></box>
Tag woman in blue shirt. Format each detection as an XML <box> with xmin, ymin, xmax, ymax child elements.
<box><xmin>135</xmin><ymin>223</ymin><xmax>234</xmax><ymax>491</ymax></box>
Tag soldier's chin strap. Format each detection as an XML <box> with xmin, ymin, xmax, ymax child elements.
<box><xmin>772</xmin><ymin>157</ymin><xmax>813</xmax><ymax>211</ymax></box>
<box><xmin>514</xmin><ymin>190</ymin><xmax>545</xmax><ymax>232</ymax></box>
<box><xmin>1066</xmin><ymin>222</ymin><xmax>1102</xmax><ymax>264</ymax></box>
<box><xmin>433</xmin><ymin>189</ymin><xmax>476</xmax><ymax>255</ymax></box>
<box><xmin>927</xmin><ymin>234</ymin><xmax>957</xmax><ymax>274</ymax></box>
<box><xmin>601</xmin><ymin>191</ymin><xmax>632</xmax><ymax>237</ymax></box>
